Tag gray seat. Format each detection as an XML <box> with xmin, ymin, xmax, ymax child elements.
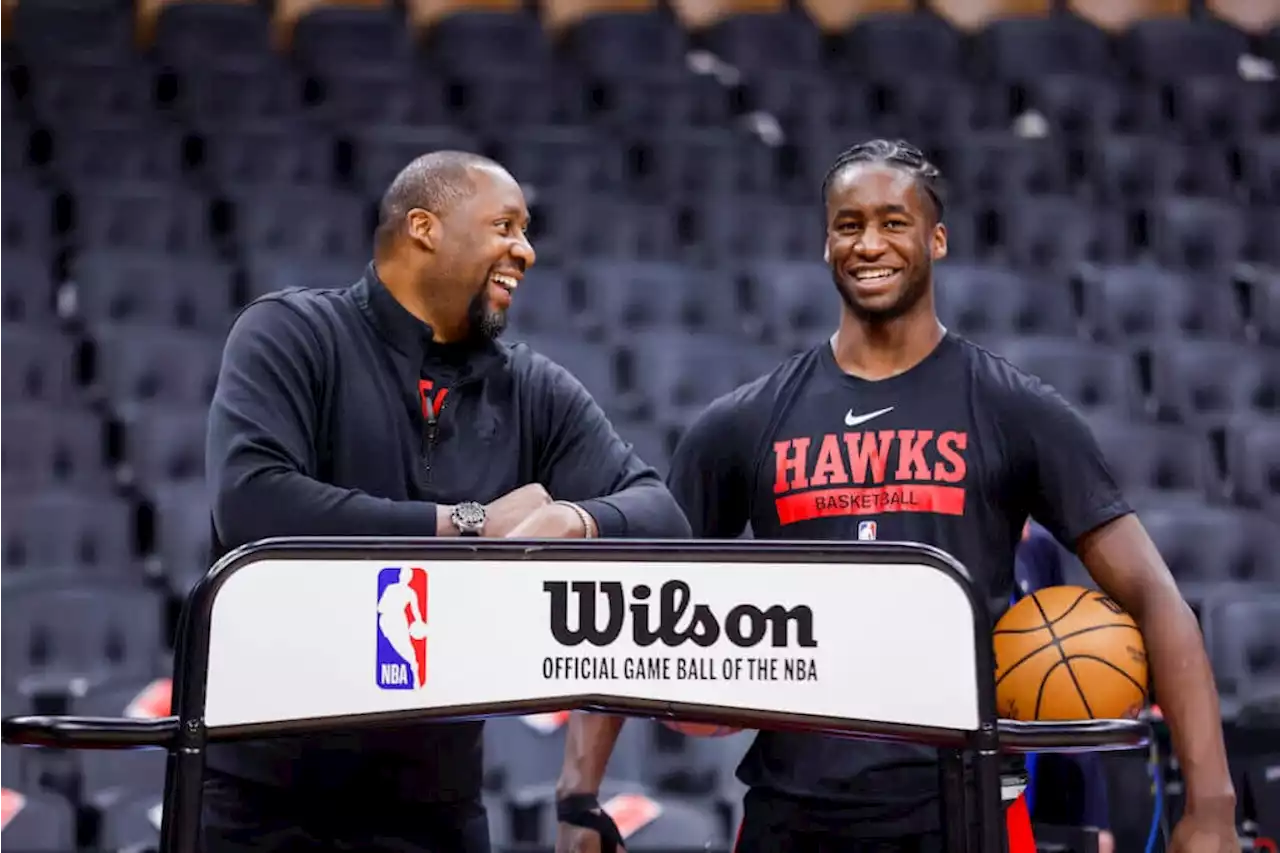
<box><xmin>1079</xmin><ymin>264</ymin><xmax>1244</xmax><ymax>344</ymax></box>
<box><xmin>1</xmin><ymin>491</ymin><xmax>136</xmax><ymax>576</ymax></box>
<box><xmin>482</xmin><ymin>715</ymin><xmax>648</xmax><ymax>795</ymax></box>
<box><xmin>1225</xmin><ymin>417</ymin><xmax>1280</xmax><ymax>514</ymax></box>
<box><xmin>70</xmin><ymin>250</ymin><xmax>235</xmax><ymax>333</ymax></box>
<box><xmin>1147</xmin><ymin>342</ymin><xmax>1278</xmax><ymax>426</ymax></box>
<box><xmin>119</xmin><ymin>405</ymin><xmax>208</xmax><ymax>487</ymax></box>
<box><xmin>935</xmin><ymin>265</ymin><xmax>1076</xmax><ymax>339</ymax></box>
<box><xmin>55</xmin><ymin>123</ymin><xmax>185</xmax><ymax>188</ymax></box>
<box><xmin>91</xmin><ymin>324</ymin><xmax>224</xmax><ymax>407</ymax></box>
<box><xmin>739</xmin><ymin>260</ymin><xmax>835</xmax><ymax>349</ymax></box>
<box><xmin>576</xmin><ymin>260</ymin><xmax>741</xmax><ymax>339</ymax></box>
<box><xmin>1</xmin><ymin>323</ymin><xmax>78</xmax><ymax>405</ymax></box>
<box><xmin>1</xmin><ymin>576</ymin><xmax>163</xmax><ymax>700</ymax></box>
<box><xmin>230</xmin><ymin>187</ymin><xmax>369</xmax><ymax>261</ymax></box>
<box><xmin>982</xmin><ymin>336</ymin><xmax>1138</xmax><ymax>418</ymax></box>
<box><xmin>1140</xmin><ymin>505</ymin><xmax>1280</xmax><ymax>588</ymax></box>
<box><xmin>1</xmin><ymin>403</ymin><xmax>111</xmax><ymax>492</ymax></box>
<box><xmin>1083</xmin><ymin>414</ymin><xmax>1214</xmax><ymax>505</ymax></box>
<box><xmin>76</xmin><ymin>186</ymin><xmax>215</xmax><ymax>255</ymax></box>
<box><xmin>2</xmin><ymin>252</ymin><xmax>56</xmax><ymax>326</ymax></box>
<box><xmin>245</xmin><ymin>252</ymin><xmax>366</xmax><ymax>299</ymax></box>
<box><xmin>205</xmin><ymin>124</ymin><xmax>337</xmax><ymax>194</ymax></box>
<box><xmin>1204</xmin><ymin>590</ymin><xmax>1280</xmax><ymax>712</ymax></box>
<box><xmin>150</xmin><ymin>480</ymin><xmax>213</xmax><ymax>594</ymax></box>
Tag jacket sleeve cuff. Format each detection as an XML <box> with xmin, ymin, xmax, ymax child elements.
<box><xmin>574</xmin><ymin>498</ymin><xmax>626</xmax><ymax>538</ymax></box>
<box><xmin>385</xmin><ymin>501</ymin><xmax>443</xmax><ymax>535</ymax></box>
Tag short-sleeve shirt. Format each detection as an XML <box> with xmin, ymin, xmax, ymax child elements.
<box><xmin>666</xmin><ymin>332</ymin><xmax>1132</xmax><ymax>833</ymax></box>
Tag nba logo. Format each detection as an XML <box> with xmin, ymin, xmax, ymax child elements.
<box><xmin>858</xmin><ymin>520</ymin><xmax>877</xmax><ymax>541</ymax></box>
<box><xmin>376</xmin><ymin>567</ymin><xmax>428</xmax><ymax>690</ymax></box>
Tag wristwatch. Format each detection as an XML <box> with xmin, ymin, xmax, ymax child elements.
<box><xmin>450</xmin><ymin>502</ymin><xmax>487</xmax><ymax>536</ymax></box>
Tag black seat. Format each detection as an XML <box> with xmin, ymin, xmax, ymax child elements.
<box><xmin>1225</xmin><ymin>417</ymin><xmax>1280</xmax><ymax>514</ymax></box>
<box><xmin>1083</xmin><ymin>414</ymin><xmax>1214</xmax><ymax>505</ymax></box>
<box><xmin>1</xmin><ymin>491</ymin><xmax>136</xmax><ymax>576</ymax></box>
<box><xmin>1141</xmin><ymin>505</ymin><xmax>1280</xmax><ymax>588</ymax></box>
<box><xmin>1147</xmin><ymin>341</ymin><xmax>1278</xmax><ymax>426</ymax></box>
<box><xmin>983</xmin><ymin>336</ymin><xmax>1138</xmax><ymax>419</ymax></box>
<box><xmin>1079</xmin><ymin>264</ymin><xmax>1244</xmax><ymax>344</ymax></box>
<box><xmin>935</xmin><ymin>265</ymin><xmax>1076</xmax><ymax>340</ymax></box>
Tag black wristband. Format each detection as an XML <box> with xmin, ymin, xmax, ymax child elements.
<box><xmin>556</xmin><ymin>793</ymin><xmax>625</xmax><ymax>853</ymax></box>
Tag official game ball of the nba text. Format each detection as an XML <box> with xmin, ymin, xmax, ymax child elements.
<box><xmin>660</xmin><ymin>721</ymin><xmax>743</xmax><ymax>737</ymax></box>
<box><xmin>993</xmin><ymin>585</ymin><xmax>1148</xmax><ymax>722</ymax></box>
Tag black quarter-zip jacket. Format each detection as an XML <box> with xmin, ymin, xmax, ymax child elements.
<box><xmin>204</xmin><ymin>264</ymin><xmax>691</xmax><ymax>800</ymax></box>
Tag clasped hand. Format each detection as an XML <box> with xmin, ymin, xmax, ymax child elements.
<box><xmin>479</xmin><ymin>483</ymin><xmax>589</xmax><ymax>539</ymax></box>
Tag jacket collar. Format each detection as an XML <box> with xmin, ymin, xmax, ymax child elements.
<box><xmin>354</xmin><ymin>262</ymin><xmax>506</xmax><ymax>371</ymax></box>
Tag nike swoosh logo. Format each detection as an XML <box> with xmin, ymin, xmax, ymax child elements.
<box><xmin>844</xmin><ymin>406</ymin><xmax>894</xmax><ymax>428</ymax></box>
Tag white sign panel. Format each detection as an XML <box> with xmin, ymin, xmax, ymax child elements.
<box><xmin>203</xmin><ymin>557</ymin><xmax>981</xmax><ymax>732</ymax></box>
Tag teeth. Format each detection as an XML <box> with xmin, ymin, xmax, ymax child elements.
<box><xmin>855</xmin><ymin>269</ymin><xmax>896</xmax><ymax>281</ymax></box>
<box><xmin>491</xmin><ymin>274</ymin><xmax>518</xmax><ymax>291</ymax></box>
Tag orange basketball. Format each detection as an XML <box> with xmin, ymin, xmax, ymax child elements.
<box><xmin>993</xmin><ymin>585</ymin><xmax>1148</xmax><ymax>722</ymax></box>
<box><xmin>660</xmin><ymin>721</ymin><xmax>743</xmax><ymax>737</ymax></box>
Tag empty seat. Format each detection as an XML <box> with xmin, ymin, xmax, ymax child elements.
<box><xmin>203</xmin><ymin>124</ymin><xmax>337</xmax><ymax>193</ymax></box>
<box><xmin>1</xmin><ymin>492</ymin><xmax>136</xmax><ymax>576</ymax></box>
<box><xmin>1254</xmin><ymin>268</ymin><xmax>1280</xmax><ymax>346</ymax></box>
<box><xmin>27</xmin><ymin>64</ymin><xmax>156</xmax><ymax>130</ymax></box>
<box><xmin>945</xmin><ymin>135</ymin><xmax>1070</xmax><ymax>203</ymax></box>
<box><xmin>575</xmin><ymin>260</ymin><xmax>741</xmax><ymax>338</ymax></box>
<box><xmin>972</xmin><ymin>13</ymin><xmax>1111</xmax><ymax>80</ymax></box>
<box><xmin>1239</xmin><ymin>136</ymin><xmax>1280</xmax><ymax>207</ymax></box>
<box><xmin>983</xmin><ymin>336</ymin><xmax>1139</xmax><ymax>418</ymax></box>
<box><xmin>624</xmin><ymin>129</ymin><xmax>775</xmax><ymax>200</ymax></box>
<box><xmin>54</xmin><ymin>124</ymin><xmax>186</xmax><ymax>188</ymax></box>
<box><xmin>934</xmin><ymin>265</ymin><xmax>1076</xmax><ymax>339</ymax></box>
<box><xmin>504</xmin><ymin>266</ymin><xmax>578</xmax><ymax>337</ymax></box>
<box><xmin>1141</xmin><ymin>505</ymin><xmax>1280</xmax><ymax>587</ymax></box>
<box><xmin>175</xmin><ymin>67</ymin><xmax>307</xmax><ymax>131</ymax></box>
<box><xmin>873</xmin><ymin>77</ymin><xmax>990</xmax><ymax>147</ymax></box>
<box><xmin>284</xmin><ymin>0</ymin><xmax>415</xmax><ymax>73</ymax></box>
<box><xmin>120</xmin><ymin>405</ymin><xmax>209</xmax><ymax>487</ymax></box>
<box><xmin>1</xmin><ymin>324</ymin><xmax>78</xmax><ymax>405</ymax></box>
<box><xmin>692</xmin><ymin>9</ymin><xmax>820</xmax><ymax>71</ymax></box>
<box><xmin>150</xmin><ymin>481</ymin><xmax>214</xmax><ymax>592</ymax></box>
<box><xmin>1021</xmin><ymin>74</ymin><xmax>1162</xmax><ymax>139</ymax></box>
<box><xmin>1121</xmin><ymin>16</ymin><xmax>1250</xmax><ymax>81</ymax></box>
<box><xmin>1</xmin><ymin>577</ymin><xmax>163</xmax><ymax>698</ymax></box>
<box><xmin>1088</xmin><ymin>136</ymin><xmax>1234</xmax><ymax>202</ymax></box>
<box><xmin>842</xmin><ymin>12</ymin><xmax>963</xmax><ymax>79</ymax></box>
<box><xmin>483</xmin><ymin>715</ymin><xmax>649</xmax><ymax>794</ymax></box>
<box><xmin>590</xmin><ymin>69</ymin><xmax>733</xmax><ymax>132</ymax></box>
<box><xmin>311</xmin><ymin>67</ymin><xmax>448</xmax><ymax>128</ymax></box>
<box><xmin>999</xmin><ymin>196</ymin><xmax>1128</xmax><ymax>271</ymax></box>
<box><xmin>1225</xmin><ymin>417</ymin><xmax>1280</xmax><ymax>513</ymax></box>
<box><xmin>2</xmin><ymin>177</ymin><xmax>55</xmax><ymax>253</ymax></box>
<box><xmin>145</xmin><ymin>0</ymin><xmax>276</xmax><ymax>72</ymax></box>
<box><xmin>91</xmin><ymin>324</ymin><xmax>224</xmax><ymax>407</ymax></box>
<box><xmin>70</xmin><ymin>251</ymin><xmax>235</xmax><ymax>332</ymax></box>
<box><xmin>688</xmin><ymin>198</ymin><xmax>818</xmax><ymax>264</ymax></box>
<box><xmin>493</xmin><ymin>126</ymin><xmax>622</xmax><ymax>193</ymax></box>
<box><xmin>417</xmin><ymin>9</ymin><xmax>547</xmax><ymax>74</ymax></box>
<box><xmin>1206</xmin><ymin>0</ymin><xmax>1280</xmax><ymax>34</ymax></box>
<box><xmin>1066</xmin><ymin>0</ymin><xmax>1187</xmax><ymax>34</ymax></box>
<box><xmin>1171</xmin><ymin>78</ymin><xmax>1277</xmax><ymax>145</ymax></box>
<box><xmin>11</xmin><ymin>0</ymin><xmax>134</xmax><ymax>69</ymax></box>
<box><xmin>1147</xmin><ymin>341</ymin><xmax>1278</xmax><ymax>425</ymax></box>
<box><xmin>353</xmin><ymin>125</ymin><xmax>481</xmax><ymax>196</ymax></box>
<box><xmin>0</xmin><ymin>788</ymin><xmax>77</xmax><ymax>852</ymax></box>
<box><xmin>738</xmin><ymin>260</ymin><xmax>835</xmax><ymax>347</ymax></box>
<box><xmin>76</xmin><ymin>187</ymin><xmax>215</xmax><ymax>255</ymax></box>
<box><xmin>2</xmin><ymin>252</ymin><xmax>56</xmax><ymax>326</ymax></box>
<box><xmin>1205</xmin><ymin>590</ymin><xmax>1280</xmax><ymax>702</ymax></box>
<box><xmin>231</xmin><ymin>187</ymin><xmax>369</xmax><ymax>261</ymax></box>
<box><xmin>619</xmin><ymin>331</ymin><xmax>780</xmax><ymax>425</ymax></box>
<box><xmin>1079</xmin><ymin>264</ymin><xmax>1244</xmax><ymax>344</ymax></box>
<box><xmin>1152</xmin><ymin>197</ymin><xmax>1247</xmax><ymax>272</ymax></box>
<box><xmin>1</xmin><ymin>404</ymin><xmax>111</xmax><ymax>492</ymax></box>
<box><xmin>553</xmin><ymin>8</ymin><xmax>683</xmax><ymax>76</ymax></box>
<box><xmin>1084</xmin><ymin>414</ymin><xmax>1214</xmax><ymax>504</ymax></box>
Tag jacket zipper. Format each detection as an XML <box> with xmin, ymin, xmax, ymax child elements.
<box><xmin>422</xmin><ymin>394</ymin><xmax>444</xmax><ymax>480</ymax></box>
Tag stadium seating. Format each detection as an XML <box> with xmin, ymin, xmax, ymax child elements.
<box><xmin>2</xmin><ymin>0</ymin><xmax>1277</xmax><ymax>849</ymax></box>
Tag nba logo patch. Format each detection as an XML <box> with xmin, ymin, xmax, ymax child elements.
<box><xmin>376</xmin><ymin>567</ymin><xmax>428</xmax><ymax>690</ymax></box>
<box><xmin>858</xmin><ymin>520</ymin><xmax>877</xmax><ymax>541</ymax></box>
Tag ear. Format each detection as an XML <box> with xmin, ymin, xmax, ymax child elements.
<box><xmin>406</xmin><ymin>208</ymin><xmax>441</xmax><ymax>253</ymax></box>
<box><xmin>931</xmin><ymin>222</ymin><xmax>948</xmax><ymax>262</ymax></box>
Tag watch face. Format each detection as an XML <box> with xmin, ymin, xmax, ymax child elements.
<box><xmin>453</xmin><ymin>502</ymin><xmax>486</xmax><ymax>531</ymax></box>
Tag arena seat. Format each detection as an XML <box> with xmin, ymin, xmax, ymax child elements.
<box><xmin>1087</xmin><ymin>135</ymin><xmax>1235</xmax><ymax>203</ymax></box>
<box><xmin>1121</xmin><ymin>14</ymin><xmax>1252</xmax><ymax>81</ymax></box>
<box><xmin>1077</xmin><ymin>263</ymin><xmax>1245</xmax><ymax>344</ymax></box>
<box><xmin>1146</xmin><ymin>340</ymin><xmax>1279</xmax><ymax>426</ymax></box>
<box><xmin>934</xmin><ymin>264</ymin><xmax>1076</xmax><ymax>339</ymax></box>
<box><xmin>203</xmin><ymin>124</ymin><xmax>339</xmax><ymax>194</ymax></box>
<box><xmin>1204</xmin><ymin>590</ymin><xmax>1280</xmax><ymax>715</ymax></box>
<box><xmin>926</xmin><ymin>0</ymin><xmax>1051</xmax><ymax>33</ymax></box>
<box><xmin>540</xmin><ymin>0</ymin><xmax>660</xmax><ymax>37</ymax></box>
<box><xmin>96</xmin><ymin>793</ymin><xmax>163</xmax><ymax>852</ymax></box>
<box><xmin>1224</xmin><ymin>417</ymin><xmax>1280</xmax><ymax>514</ymax></box>
<box><xmin>1</xmin><ymin>324</ymin><xmax>79</xmax><ymax>406</ymax></box>
<box><xmin>669</xmin><ymin>0</ymin><xmax>791</xmax><ymax>36</ymax></box>
<box><xmin>90</xmin><ymin>324</ymin><xmax>224</xmax><ymax>409</ymax></box>
<box><xmin>2</xmin><ymin>176</ymin><xmax>55</xmax><ymax>254</ymax></box>
<box><xmin>980</xmin><ymin>336</ymin><xmax>1140</xmax><ymax>419</ymax></box>
<box><xmin>75</xmin><ymin>186</ymin><xmax>217</xmax><ymax>256</ymax></box>
<box><xmin>0</xmin><ymin>788</ymin><xmax>77</xmax><ymax>852</ymax></box>
<box><xmin>27</xmin><ymin>63</ymin><xmax>156</xmax><ymax>131</ymax></box>
<box><xmin>411</xmin><ymin>2</ymin><xmax>542</xmax><ymax>73</ymax></box>
<box><xmin>797</xmin><ymin>0</ymin><xmax>913</xmax><ymax>35</ymax></box>
<box><xmin>118</xmin><ymin>405</ymin><xmax>210</xmax><ymax>487</ymax></box>
<box><xmin>1065</xmin><ymin>0</ymin><xmax>1189</xmax><ymax>34</ymax></box>
<box><xmin>1140</xmin><ymin>504</ymin><xmax>1280</xmax><ymax>589</ymax></box>
<box><xmin>842</xmin><ymin>11</ymin><xmax>964</xmax><ymax>79</ymax></box>
<box><xmin>149</xmin><ymin>480</ymin><xmax>214</xmax><ymax>593</ymax></box>
<box><xmin>1255</xmin><ymin>268</ymin><xmax>1280</xmax><ymax>346</ymax></box>
<box><xmin>273</xmin><ymin>0</ymin><xmax>404</xmax><ymax>59</ymax></box>
<box><xmin>2</xmin><ymin>251</ymin><xmax>56</xmax><ymax>326</ymax></box>
<box><xmin>1</xmin><ymin>404</ymin><xmax>112</xmax><ymax>493</ymax></box>
<box><xmin>1</xmin><ymin>493</ymin><xmax>137</xmax><ymax>577</ymax></box>
<box><xmin>483</xmin><ymin>715</ymin><xmax>651</xmax><ymax>794</ymax></box>
<box><xmin>69</xmin><ymin>250</ymin><xmax>235</xmax><ymax>332</ymax></box>
<box><xmin>141</xmin><ymin>0</ymin><xmax>274</xmax><ymax>70</ymax></box>
<box><xmin>970</xmin><ymin>11</ymin><xmax>1110</xmax><ymax>80</ymax></box>
<box><xmin>174</xmin><ymin>66</ymin><xmax>307</xmax><ymax>132</ymax></box>
<box><xmin>230</xmin><ymin>186</ymin><xmax>370</xmax><ymax>261</ymax></box>
<box><xmin>1084</xmin><ymin>414</ymin><xmax>1216</xmax><ymax>505</ymax></box>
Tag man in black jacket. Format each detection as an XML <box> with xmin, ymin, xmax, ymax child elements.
<box><xmin>203</xmin><ymin>150</ymin><xmax>691</xmax><ymax>853</ymax></box>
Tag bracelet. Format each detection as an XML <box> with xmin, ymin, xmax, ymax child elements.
<box><xmin>555</xmin><ymin>501</ymin><xmax>597</xmax><ymax>538</ymax></box>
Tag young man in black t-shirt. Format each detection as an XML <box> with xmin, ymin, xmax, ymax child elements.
<box><xmin>553</xmin><ymin>140</ymin><xmax>1240</xmax><ymax>853</ymax></box>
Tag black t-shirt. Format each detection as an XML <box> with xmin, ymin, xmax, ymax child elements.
<box><xmin>666</xmin><ymin>332</ymin><xmax>1133</xmax><ymax>832</ymax></box>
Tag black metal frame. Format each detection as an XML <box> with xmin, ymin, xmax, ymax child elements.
<box><xmin>1</xmin><ymin>537</ymin><xmax>1150</xmax><ymax>853</ymax></box>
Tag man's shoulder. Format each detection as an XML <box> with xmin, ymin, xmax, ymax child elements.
<box><xmin>947</xmin><ymin>334</ymin><xmax>1063</xmax><ymax>406</ymax></box>
<box><xmin>243</xmin><ymin>285</ymin><xmax>355</xmax><ymax>321</ymax></box>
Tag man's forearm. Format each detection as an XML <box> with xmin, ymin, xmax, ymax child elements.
<box><xmin>1139</xmin><ymin>586</ymin><xmax>1235</xmax><ymax>813</ymax></box>
<box><xmin>577</xmin><ymin>481</ymin><xmax>692</xmax><ymax>539</ymax></box>
<box><xmin>556</xmin><ymin>712</ymin><xmax>626</xmax><ymax>798</ymax></box>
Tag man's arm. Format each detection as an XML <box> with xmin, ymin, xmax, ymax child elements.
<box><xmin>1018</xmin><ymin>386</ymin><xmax>1237</xmax><ymax>831</ymax></box>
<box><xmin>207</xmin><ymin>298</ymin><xmax>456</xmax><ymax>549</ymax></box>
<box><xmin>534</xmin><ymin>359</ymin><xmax>690</xmax><ymax>539</ymax></box>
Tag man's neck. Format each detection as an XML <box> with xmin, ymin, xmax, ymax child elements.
<box><xmin>830</xmin><ymin>305</ymin><xmax>945</xmax><ymax>381</ymax></box>
<box><xmin>373</xmin><ymin>257</ymin><xmax>464</xmax><ymax>343</ymax></box>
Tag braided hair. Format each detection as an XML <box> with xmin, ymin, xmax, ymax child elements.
<box><xmin>820</xmin><ymin>139</ymin><xmax>946</xmax><ymax>222</ymax></box>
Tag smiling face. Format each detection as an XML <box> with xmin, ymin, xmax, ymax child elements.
<box><xmin>403</xmin><ymin>161</ymin><xmax>535</xmax><ymax>342</ymax></box>
<box><xmin>824</xmin><ymin>161</ymin><xmax>947</xmax><ymax>324</ymax></box>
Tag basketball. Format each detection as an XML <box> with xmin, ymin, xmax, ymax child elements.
<box><xmin>660</xmin><ymin>721</ymin><xmax>743</xmax><ymax>737</ymax></box>
<box><xmin>994</xmin><ymin>585</ymin><xmax>1149</xmax><ymax>722</ymax></box>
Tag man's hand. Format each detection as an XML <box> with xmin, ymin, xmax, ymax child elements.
<box><xmin>505</xmin><ymin>501</ymin><xmax>597</xmax><ymax>539</ymax></box>
<box><xmin>555</xmin><ymin>824</ymin><xmax>626</xmax><ymax>853</ymax></box>
<box><xmin>482</xmin><ymin>483</ymin><xmax>552</xmax><ymax>537</ymax></box>
<box><xmin>1168</xmin><ymin>808</ymin><xmax>1242</xmax><ymax>853</ymax></box>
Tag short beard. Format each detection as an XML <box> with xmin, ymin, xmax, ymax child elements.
<box><xmin>466</xmin><ymin>288</ymin><xmax>507</xmax><ymax>342</ymax></box>
<box><xmin>831</xmin><ymin>265</ymin><xmax>931</xmax><ymax>324</ymax></box>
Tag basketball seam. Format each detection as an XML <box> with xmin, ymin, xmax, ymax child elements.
<box><xmin>1031</xmin><ymin>590</ymin><xmax>1095</xmax><ymax>719</ymax></box>
<box><xmin>1064</xmin><ymin>653</ymin><xmax>1148</xmax><ymax>697</ymax></box>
